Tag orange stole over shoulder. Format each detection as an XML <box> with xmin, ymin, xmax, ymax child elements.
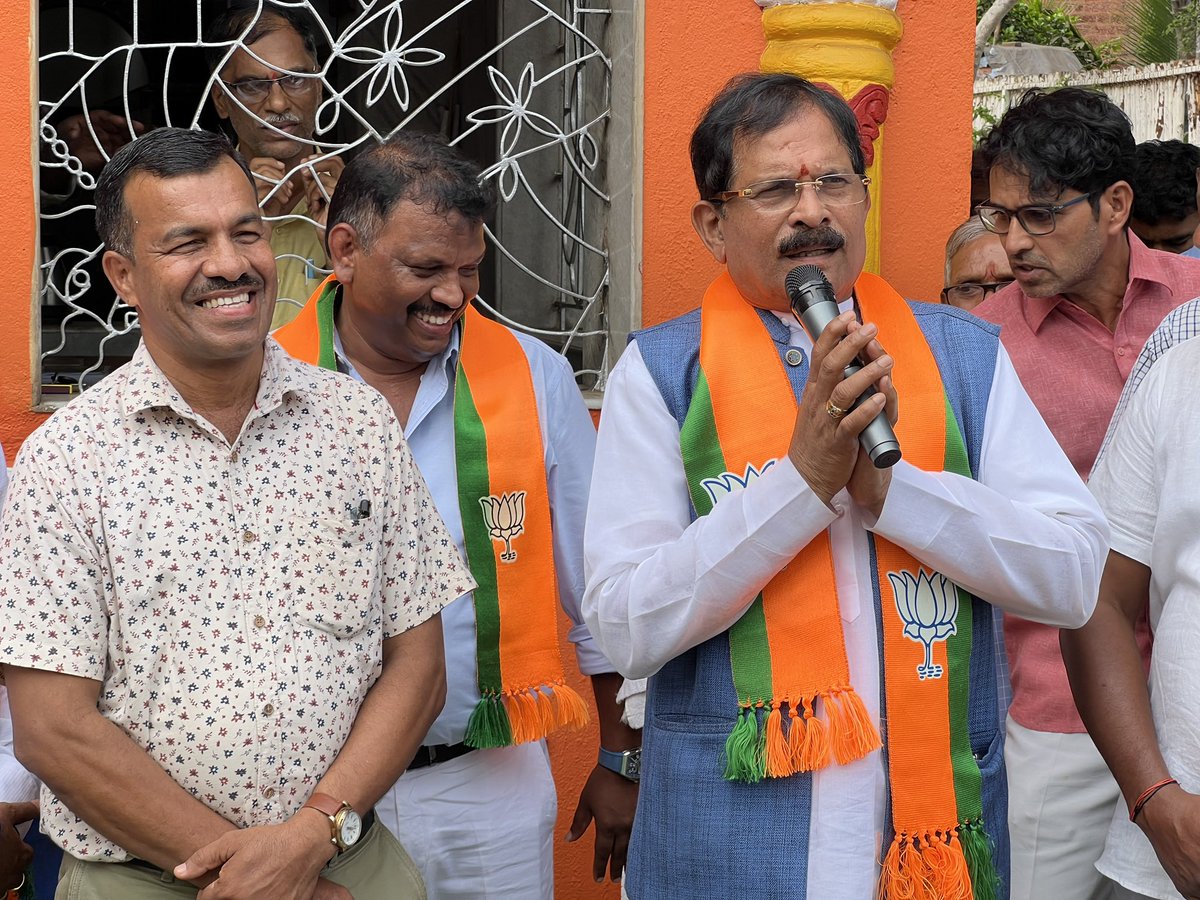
<box><xmin>274</xmin><ymin>280</ymin><xmax>589</xmax><ymax>747</ymax></box>
<box><xmin>678</xmin><ymin>272</ymin><xmax>998</xmax><ymax>898</ymax></box>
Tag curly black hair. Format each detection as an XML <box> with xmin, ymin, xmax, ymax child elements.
<box><xmin>980</xmin><ymin>87</ymin><xmax>1135</xmax><ymax>205</ymax></box>
<box><xmin>1130</xmin><ymin>139</ymin><xmax>1200</xmax><ymax>225</ymax></box>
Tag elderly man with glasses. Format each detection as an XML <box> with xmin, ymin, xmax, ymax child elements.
<box><xmin>581</xmin><ymin>72</ymin><xmax>1107</xmax><ymax>899</ymax></box>
<box><xmin>206</xmin><ymin>2</ymin><xmax>340</xmax><ymax>328</ymax></box>
<box><xmin>941</xmin><ymin>216</ymin><xmax>1015</xmax><ymax>311</ymax></box>
<box><xmin>970</xmin><ymin>86</ymin><xmax>1200</xmax><ymax>900</ymax></box>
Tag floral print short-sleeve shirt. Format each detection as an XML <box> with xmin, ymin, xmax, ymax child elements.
<box><xmin>0</xmin><ymin>340</ymin><xmax>473</xmax><ymax>860</ymax></box>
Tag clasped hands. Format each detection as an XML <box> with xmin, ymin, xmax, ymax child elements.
<box><xmin>788</xmin><ymin>311</ymin><xmax>898</xmax><ymax>519</ymax></box>
<box><xmin>173</xmin><ymin>810</ymin><xmax>351</xmax><ymax>900</ymax></box>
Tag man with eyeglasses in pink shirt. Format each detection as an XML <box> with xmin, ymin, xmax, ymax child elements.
<box><xmin>972</xmin><ymin>86</ymin><xmax>1200</xmax><ymax>900</ymax></box>
<box><xmin>207</xmin><ymin>2</ymin><xmax>340</xmax><ymax>328</ymax></box>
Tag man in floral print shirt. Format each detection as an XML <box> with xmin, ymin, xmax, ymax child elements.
<box><xmin>0</xmin><ymin>128</ymin><xmax>472</xmax><ymax>899</ymax></box>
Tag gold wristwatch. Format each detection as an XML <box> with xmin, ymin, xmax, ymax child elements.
<box><xmin>302</xmin><ymin>792</ymin><xmax>363</xmax><ymax>853</ymax></box>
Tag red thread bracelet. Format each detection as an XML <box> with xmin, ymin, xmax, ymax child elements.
<box><xmin>1130</xmin><ymin>777</ymin><xmax>1178</xmax><ymax>822</ymax></box>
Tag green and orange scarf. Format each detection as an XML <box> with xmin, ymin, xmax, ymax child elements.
<box><xmin>680</xmin><ymin>272</ymin><xmax>997</xmax><ymax>899</ymax></box>
<box><xmin>274</xmin><ymin>277</ymin><xmax>588</xmax><ymax>748</ymax></box>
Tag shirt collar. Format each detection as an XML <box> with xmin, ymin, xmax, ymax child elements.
<box><xmin>331</xmin><ymin>312</ymin><xmax>462</xmax><ymax>381</ymax></box>
<box><xmin>120</xmin><ymin>339</ymin><xmax>306</xmax><ymax>420</ymax></box>
<box><xmin>1019</xmin><ymin>230</ymin><xmax>1167</xmax><ymax>333</ymax></box>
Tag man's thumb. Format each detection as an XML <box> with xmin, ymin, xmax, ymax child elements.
<box><xmin>173</xmin><ymin>838</ymin><xmax>230</xmax><ymax>880</ymax></box>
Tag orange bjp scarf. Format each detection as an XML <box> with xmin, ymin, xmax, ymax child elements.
<box><xmin>678</xmin><ymin>271</ymin><xmax>998</xmax><ymax>898</ymax></box>
<box><xmin>274</xmin><ymin>276</ymin><xmax>589</xmax><ymax>748</ymax></box>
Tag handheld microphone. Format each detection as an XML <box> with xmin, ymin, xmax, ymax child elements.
<box><xmin>785</xmin><ymin>264</ymin><xmax>901</xmax><ymax>469</ymax></box>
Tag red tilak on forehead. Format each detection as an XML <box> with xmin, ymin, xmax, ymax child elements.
<box><xmin>799</xmin><ymin>164</ymin><xmax>810</xmax><ymax>178</ymax></box>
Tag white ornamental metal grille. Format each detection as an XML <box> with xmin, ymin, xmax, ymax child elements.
<box><xmin>37</xmin><ymin>0</ymin><xmax>614</xmax><ymax>399</ymax></box>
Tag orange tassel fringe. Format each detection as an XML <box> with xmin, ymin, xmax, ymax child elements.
<box><xmin>500</xmin><ymin>682</ymin><xmax>588</xmax><ymax>745</ymax></box>
<box><xmin>878</xmin><ymin>831</ymin><xmax>972</xmax><ymax>900</ymax></box>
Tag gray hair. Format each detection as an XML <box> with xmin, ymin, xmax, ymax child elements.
<box><xmin>944</xmin><ymin>216</ymin><xmax>993</xmax><ymax>283</ymax></box>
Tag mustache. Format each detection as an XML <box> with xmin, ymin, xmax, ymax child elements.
<box><xmin>186</xmin><ymin>275</ymin><xmax>264</xmax><ymax>301</ymax></box>
<box><xmin>262</xmin><ymin>113</ymin><xmax>302</xmax><ymax>126</ymax></box>
<box><xmin>1011</xmin><ymin>251</ymin><xmax>1048</xmax><ymax>267</ymax></box>
<box><xmin>778</xmin><ymin>227</ymin><xmax>845</xmax><ymax>255</ymax></box>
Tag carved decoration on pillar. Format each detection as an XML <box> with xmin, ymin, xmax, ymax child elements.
<box><xmin>755</xmin><ymin>0</ymin><xmax>903</xmax><ymax>274</ymax></box>
<box><xmin>846</xmin><ymin>83</ymin><xmax>890</xmax><ymax>168</ymax></box>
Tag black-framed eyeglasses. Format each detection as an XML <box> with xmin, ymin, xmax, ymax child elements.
<box><xmin>222</xmin><ymin>72</ymin><xmax>320</xmax><ymax>104</ymax></box>
<box><xmin>976</xmin><ymin>193</ymin><xmax>1092</xmax><ymax>236</ymax></box>
<box><xmin>940</xmin><ymin>280</ymin><xmax>1015</xmax><ymax>305</ymax></box>
<box><xmin>709</xmin><ymin>174</ymin><xmax>871</xmax><ymax>210</ymax></box>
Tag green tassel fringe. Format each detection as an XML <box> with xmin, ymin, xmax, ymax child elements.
<box><xmin>960</xmin><ymin>819</ymin><xmax>999</xmax><ymax>900</ymax></box>
<box><xmin>723</xmin><ymin>707</ymin><xmax>766</xmax><ymax>782</ymax></box>
<box><xmin>464</xmin><ymin>692</ymin><xmax>513</xmax><ymax>748</ymax></box>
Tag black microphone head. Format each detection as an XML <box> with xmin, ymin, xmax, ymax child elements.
<box><xmin>785</xmin><ymin>264</ymin><xmax>835</xmax><ymax>315</ymax></box>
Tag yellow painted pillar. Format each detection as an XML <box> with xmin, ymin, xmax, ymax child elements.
<box><xmin>757</xmin><ymin>1</ymin><xmax>903</xmax><ymax>274</ymax></box>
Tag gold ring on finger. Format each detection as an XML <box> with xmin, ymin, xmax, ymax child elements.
<box><xmin>826</xmin><ymin>399</ymin><xmax>848</xmax><ymax>421</ymax></box>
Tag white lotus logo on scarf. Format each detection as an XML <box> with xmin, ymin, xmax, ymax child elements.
<box><xmin>700</xmin><ymin>460</ymin><xmax>776</xmax><ymax>507</ymax></box>
<box><xmin>480</xmin><ymin>492</ymin><xmax>526</xmax><ymax>563</ymax></box>
<box><xmin>887</xmin><ymin>569</ymin><xmax>959</xmax><ymax>680</ymax></box>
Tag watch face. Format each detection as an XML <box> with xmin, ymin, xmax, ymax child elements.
<box><xmin>338</xmin><ymin>808</ymin><xmax>363</xmax><ymax>848</ymax></box>
<box><xmin>625</xmin><ymin>749</ymin><xmax>641</xmax><ymax>781</ymax></box>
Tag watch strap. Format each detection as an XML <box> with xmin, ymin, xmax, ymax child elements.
<box><xmin>598</xmin><ymin>746</ymin><xmax>640</xmax><ymax>781</ymax></box>
<box><xmin>302</xmin><ymin>792</ymin><xmax>345</xmax><ymax>819</ymax></box>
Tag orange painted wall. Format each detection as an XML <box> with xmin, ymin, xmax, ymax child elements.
<box><xmin>640</xmin><ymin>0</ymin><xmax>977</xmax><ymax>327</ymax></box>
<box><xmin>0</xmin><ymin>3</ymin><xmax>39</xmax><ymax>462</ymax></box>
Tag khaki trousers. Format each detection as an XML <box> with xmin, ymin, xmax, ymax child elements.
<box><xmin>55</xmin><ymin>816</ymin><xmax>425</xmax><ymax>900</ymax></box>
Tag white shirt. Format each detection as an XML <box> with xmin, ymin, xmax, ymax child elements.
<box><xmin>583</xmin><ymin>309</ymin><xmax>1108</xmax><ymax>897</ymax></box>
<box><xmin>335</xmin><ymin>323</ymin><xmax>611</xmax><ymax>746</ymax></box>
<box><xmin>1090</xmin><ymin>337</ymin><xmax>1200</xmax><ymax>900</ymax></box>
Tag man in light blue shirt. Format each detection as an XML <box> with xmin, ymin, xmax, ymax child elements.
<box><xmin>273</xmin><ymin>132</ymin><xmax>640</xmax><ymax>899</ymax></box>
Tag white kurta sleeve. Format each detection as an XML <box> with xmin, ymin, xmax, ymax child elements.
<box><xmin>868</xmin><ymin>344</ymin><xmax>1108</xmax><ymax>628</ymax></box>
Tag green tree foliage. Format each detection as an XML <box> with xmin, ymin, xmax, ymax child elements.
<box><xmin>976</xmin><ymin>0</ymin><xmax>1108</xmax><ymax>69</ymax></box>
<box><xmin>1127</xmin><ymin>0</ymin><xmax>1180</xmax><ymax>63</ymax></box>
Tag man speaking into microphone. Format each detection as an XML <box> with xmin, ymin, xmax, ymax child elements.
<box><xmin>581</xmin><ymin>73</ymin><xmax>1107</xmax><ymax>899</ymax></box>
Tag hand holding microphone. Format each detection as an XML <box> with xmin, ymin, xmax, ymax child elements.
<box><xmin>784</xmin><ymin>264</ymin><xmax>900</xmax><ymax>515</ymax></box>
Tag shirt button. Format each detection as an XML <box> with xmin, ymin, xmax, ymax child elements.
<box><xmin>785</xmin><ymin>348</ymin><xmax>805</xmax><ymax>367</ymax></box>
<box><xmin>1117</xmin><ymin>346</ymin><xmax>1127</xmax><ymax>357</ymax></box>
<box><xmin>263</xmin><ymin>703</ymin><xmax>274</xmax><ymax>716</ymax></box>
<box><xmin>242</xmin><ymin>530</ymin><xmax>256</xmax><ymax>543</ymax></box>
<box><xmin>262</xmin><ymin>787</ymin><xmax>275</xmax><ymax>799</ymax></box>
<box><xmin>253</xmin><ymin>615</ymin><xmax>266</xmax><ymax>629</ymax></box>
<box><xmin>230</xmin><ymin>451</ymin><xmax>239</xmax><ymax>463</ymax></box>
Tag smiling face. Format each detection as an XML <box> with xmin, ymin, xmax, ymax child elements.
<box><xmin>331</xmin><ymin>199</ymin><xmax>488</xmax><ymax>368</ymax></box>
<box><xmin>101</xmin><ymin>157</ymin><xmax>277</xmax><ymax>379</ymax></box>
<box><xmin>691</xmin><ymin>106</ymin><xmax>869</xmax><ymax>309</ymax></box>
<box><xmin>212</xmin><ymin>19</ymin><xmax>320</xmax><ymax>164</ymax></box>
<box><xmin>988</xmin><ymin>163</ymin><xmax>1129</xmax><ymax>300</ymax></box>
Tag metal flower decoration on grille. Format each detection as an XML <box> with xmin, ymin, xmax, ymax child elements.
<box><xmin>479</xmin><ymin>491</ymin><xmax>527</xmax><ymax>563</ymax></box>
<box><xmin>336</xmin><ymin>4</ymin><xmax>444</xmax><ymax>111</ymax></box>
<box><xmin>887</xmin><ymin>569</ymin><xmax>959</xmax><ymax>680</ymax></box>
<box><xmin>468</xmin><ymin>63</ymin><xmax>564</xmax><ymax>201</ymax></box>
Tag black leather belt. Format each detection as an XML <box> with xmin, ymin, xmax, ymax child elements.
<box><xmin>124</xmin><ymin>810</ymin><xmax>377</xmax><ymax>876</ymax></box>
<box><xmin>407</xmin><ymin>742</ymin><xmax>475</xmax><ymax>770</ymax></box>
